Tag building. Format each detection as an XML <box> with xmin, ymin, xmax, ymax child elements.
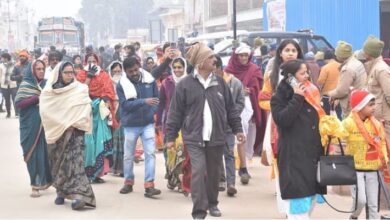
<box><xmin>184</xmin><ymin>0</ymin><xmax>263</xmax><ymax>37</ymax></box>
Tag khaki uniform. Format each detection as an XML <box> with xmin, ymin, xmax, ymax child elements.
<box><xmin>366</xmin><ymin>56</ymin><xmax>390</xmax><ymax>141</ymax></box>
<box><xmin>329</xmin><ymin>56</ymin><xmax>367</xmax><ymax>118</ymax></box>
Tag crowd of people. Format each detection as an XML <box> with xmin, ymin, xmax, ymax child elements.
<box><xmin>1</xmin><ymin>35</ymin><xmax>390</xmax><ymax>219</ymax></box>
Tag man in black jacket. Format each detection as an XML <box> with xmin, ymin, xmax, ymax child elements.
<box><xmin>165</xmin><ymin>42</ymin><xmax>245</xmax><ymax>219</ymax></box>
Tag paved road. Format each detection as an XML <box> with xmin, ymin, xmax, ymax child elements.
<box><xmin>0</xmin><ymin>112</ymin><xmax>368</xmax><ymax>219</ymax></box>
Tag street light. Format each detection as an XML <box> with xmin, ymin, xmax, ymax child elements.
<box><xmin>232</xmin><ymin>0</ymin><xmax>237</xmax><ymax>40</ymax></box>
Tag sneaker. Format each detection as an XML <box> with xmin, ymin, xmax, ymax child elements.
<box><xmin>240</xmin><ymin>173</ymin><xmax>250</xmax><ymax>185</ymax></box>
<box><xmin>218</xmin><ymin>182</ymin><xmax>226</xmax><ymax>191</ymax></box>
<box><xmin>54</xmin><ymin>197</ymin><xmax>65</xmax><ymax>205</ymax></box>
<box><xmin>144</xmin><ymin>187</ymin><xmax>161</xmax><ymax>198</ymax></box>
<box><xmin>238</xmin><ymin>167</ymin><xmax>251</xmax><ymax>178</ymax></box>
<box><xmin>119</xmin><ymin>185</ymin><xmax>133</xmax><ymax>194</ymax></box>
<box><xmin>209</xmin><ymin>206</ymin><xmax>222</xmax><ymax>217</ymax></box>
<box><xmin>71</xmin><ymin>199</ymin><xmax>86</xmax><ymax>210</ymax></box>
<box><xmin>227</xmin><ymin>185</ymin><xmax>237</xmax><ymax>197</ymax></box>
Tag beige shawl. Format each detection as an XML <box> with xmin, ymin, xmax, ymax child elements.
<box><xmin>39</xmin><ymin>62</ymin><xmax>92</xmax><ymax>144</ymax></box>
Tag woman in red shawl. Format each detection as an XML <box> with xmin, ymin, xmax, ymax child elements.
<box><xmin>224</xmin><ymin>45</ymin><xmax>266</xmax><ymax>184</ymax></box>
<box><xmin>76</xmin><ymin>53</ymin><xmax>118</xmax><ymax>183</ymax></box>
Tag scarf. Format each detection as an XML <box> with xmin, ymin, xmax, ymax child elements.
<box><xmin>119</xmin><ymin>69</ymin><xmax>154</xmax><ymax>100</ymax></box>
<box><xmin>224</xmin><ymin>49</ymin><xmax>262</xmax><ymax>87</ymax></box>
<box><xmin>40</xmin><ymin>62</ymin><xmax>92</xmax><ymax>144</ymax></box>
<box><xmin>351</xmin><ymin>112</ymin><xmax>383</xmax><ymax>161</ymax></box>
<box><xmin>171</xmin><ymin>57</ymin><xmax>188</xmax><ymax>84</ymax></box>
<box><xmin>303</xmin><ymin>81</ymin><xmax>326</xmax><ymax>118</ymax></box>
<box><xmin>15</xmin><ymin>61</ymin><xmax>45</xmax><ymax>104</ymax></box>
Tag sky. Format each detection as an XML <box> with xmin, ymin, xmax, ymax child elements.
<box><xmin>29</xmin><ymin>0</ymin><xmax>82</xmax><ymax>20</ymax></box>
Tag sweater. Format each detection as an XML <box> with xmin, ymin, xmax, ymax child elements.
<box><xmin>342</xmin><ymin>114</ymin><xmax>388</xmax><ymax>170</ymax></box>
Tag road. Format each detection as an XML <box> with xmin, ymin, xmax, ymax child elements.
<box><xmin>0</xmin><ymin>111</ymin><xmax>371</xmax><ymax>219</ymax></box>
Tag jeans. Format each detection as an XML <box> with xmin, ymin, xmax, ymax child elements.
<box><xmin>220</xmin><ymin>133</ymin><xmax>236</xmax><ymax>186</ymax></box>
<box><xmin>123</xmin><ymin>123</ymin><xmax>156</xmax><ymax>187</ymax></box>
<box><xmin>1</xmin><ymin>87</ymin><xmax>17</xmax><ymax>115</ymax></box>
<box><xmin>351</xmin><ymin>171</ymin><xmax>380</xmax><ymax>219</ymax></box>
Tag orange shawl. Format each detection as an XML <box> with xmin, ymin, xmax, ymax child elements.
<box><xmin>303</xmin><ymin>81</ymin><xmax>326</xmax><ymax>118</ymax></box>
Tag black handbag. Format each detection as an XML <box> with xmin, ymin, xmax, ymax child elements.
<box><xmin>317</xmin><ymin>137</ymin><xmax>358</xmax><ymax>213</ymax></box>
<box><xmin>317</xmin><ymin>137</ymin><xmax>357</xmax><ymax>186</ymax></box>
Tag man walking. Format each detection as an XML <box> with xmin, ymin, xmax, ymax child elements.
<box><xmin>116</xmin><ymin>57</ymin><xmax>161</xmax><ymax>198</ymax></box>
<box><xmin>165</xmin><ymin>43</ymin><xmax>245</xmax><ymax>219</ymax></box>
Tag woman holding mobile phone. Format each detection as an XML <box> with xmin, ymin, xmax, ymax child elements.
<box><xmin>271</xmin><ymin>59</ymin><xmax>326</xmax><ymax>219</ymax></box>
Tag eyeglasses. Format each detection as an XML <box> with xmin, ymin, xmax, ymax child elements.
<box><xmin>172</xmin><ymin>65</ymin><xmax>183</xmax><ymax>69</ymax></box>
<box><xmin>62</xmin><ymin>71</ymin><xmax>75</xmax><ymax>75</ymax></box>
<box><xmin>147</xmin><ymin>62</ymin><xmax>154</xmax><ymax>65</ymax></box>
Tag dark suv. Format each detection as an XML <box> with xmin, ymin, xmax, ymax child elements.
<box><xmin>246</xmin><ymin>31</ymin><xmax>334</xmax><ymax>54</ymax></box>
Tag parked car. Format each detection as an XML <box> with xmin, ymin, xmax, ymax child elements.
<box><xmin>215</xmin><ymin>30</ymin><xmax>334</xmax><ymax>65</ymax></box>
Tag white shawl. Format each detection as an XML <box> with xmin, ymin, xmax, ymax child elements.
<box><xmin>120</xmin><ymin>69</ymin><xmax>154</xmax><ymax>100</ymax></box>
<box><xmin>40</xmin><ymin>62</ymin><xmax>92</xmax><ymax>144</ymax></box>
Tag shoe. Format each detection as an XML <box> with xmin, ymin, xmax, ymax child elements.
<box><xmin>381</xmin><ymin>215</ymin><xmax>390</xmax><ymax>219</ymax></box>
<box><xmin>91</xmin><ymin>177</ymin><xmax>105</xmax><ymax>184</ymax></box>
<box><xmin>349</xmin><ymin>215</ymin><xmax>358</xmax><ymax>220</ymax></box>
<box><xmin>238</xmin><ymin>167</ymin><xmax>251</xmax><ymax>178</ymax></box>
<box><xmin>218</xmin><ymin>182</ymin><xmax>226</xmax><ymax>191</ymax></box>
<box><xmin>144</xmin><ymin>187</ymin><xmax>161</xmax><ymax>198</ymax></box>
<box><xmin>15</xmin><ymin>113</ymin><xmax>19</xmax><ymax>118</ymax></box>
<box><xmin>240</xmin><ymin>173</ymin><xmax>250</xmax><ymax>185</ymax></box>
<box><xmin>119</xmin><ymin>185</ymin><xmax>133</xmax><ymax>194</ymax></box>
<box><xmin>30</xmin><ymin>190</ymin><xmax>40</xmax><ymax>198</ymax></box>
<box><xmin>209</xmin><ymin>206</ymin><xmax>222</xmax><ymax>217</ymax></box>
<box><xmin>6</xmin><ymin>113</ymin><xmax>10</xmax><ymax>118</ymax></box>
<box><xmin>54</xmin><ymin>197</ymin><xmax>65</xmax><ymax>205</ymax></box>
<box><xmin>71</xmin><ymin>199</ymin><xmax>86</xmax><ymax>210</ymax></box>
<box><xmin>227</xmin><ymin>185</ymin><xmax>237</xmax><ymax>197</ymax></box>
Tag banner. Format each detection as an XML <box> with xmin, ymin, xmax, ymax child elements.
<box><xmin>266</xmin><ymin>0</ymin><xmax>286</xmax><ymax>31</ymax></box>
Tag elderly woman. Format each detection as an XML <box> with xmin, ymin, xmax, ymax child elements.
<box><xmin>40</xmin><ymin>61</ymin><xmax>95</xmax><ymax>210</ymax></box>
<box><xmin>270</xmin><ymin>59</ymin><xmax>326</xmax><ymax>219</ymax></box>
<box><xmin>15</xmin><ymin>60</ymin><xmax>52</xmax><ymax>198</ymax></box>
<box><xmin>76</xmin><ymin>53</ymin><xmax>118</xmax><ymax>183</ymax></box>
<box><xmin>109</xmin><ymin>61</ymin><xmax>124</xmax><ymax>176</ymax></box>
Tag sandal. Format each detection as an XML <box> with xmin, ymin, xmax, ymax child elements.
<box><xmin>30</xmin><ymin>190</ymin><xmax>40</xmax><ymax>198</ymax></box>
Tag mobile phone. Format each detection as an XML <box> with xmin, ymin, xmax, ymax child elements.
<box><xmin>286</xmin><ymin>75</ymin><xmax>299</xmax><ymax>87</ymax></box>
<box><xmin>170</xmin><ymin>42</ymin><xmax>177</xmax><ymax>50</ymax></box>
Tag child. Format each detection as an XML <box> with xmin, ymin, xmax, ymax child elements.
<box><xmin>342</xmin><ymin>89</ymin><xmax>389</xmax><ymax>219</ymax></box>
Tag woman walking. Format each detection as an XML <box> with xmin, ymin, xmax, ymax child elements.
<box><xmin>15</xmin><ymin>60</ymin><xmax>52</xmax><ymax>198</ymax></box>
<box><xmin>40</xmin><ymin>61</ymin><xmax>95</xmax><ymax>210</ymax></box>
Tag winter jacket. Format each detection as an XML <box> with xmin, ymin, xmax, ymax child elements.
<box><xmin>0</xmin><ymin>62</ymin><xmax>17</xmax><ymax>89</ymax></box>
<box><xmin>165</xmin><ymin>73</ymin><xmax>243</xmax><ymax>147</ymax></box>
<box><xmin>271</xmin><ymin>80</ymin><xmax>326</xmax><ymax>200</ymax></box>
<box><xmin>156</xmin><ymin>75</ymin><xmax>176</xmax><ymax>134</ymax></box>
<box><xmin>366</xmin><ymin>56</ymin><xmax>390</xmax><ymax>121</ymax></box>
<box><xmin>317</xmin><ymin>59</ymin><xmax>340</xmax><ymax>94</ymax></box>
<box><xmin>342</xmin><ymin>114</ymin><xmax>388</xmax><ymax>170</ymax></box>
<box><xmin>329</xmin><ymin>56</ymin><xmax>367</xmax><ymax>118</ymax></box>
<box><xmin>116</xmin><ymin>75</ymin><xmax>159</xmax><ymax>127</ymax></box>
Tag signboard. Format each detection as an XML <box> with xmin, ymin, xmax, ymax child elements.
<box><xmin>266</xmin><ymin>0</ymin><xmax>286</xmax><ymax>31</ymax></box>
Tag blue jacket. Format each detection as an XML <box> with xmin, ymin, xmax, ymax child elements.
<box><xmin>117</xmin><ymin>76</ymin><xmax>159</xmax><ymax>127</ymax></box>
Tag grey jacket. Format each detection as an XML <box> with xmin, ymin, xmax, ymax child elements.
<box><xmin>165</xmin><ymin>72</ymin><xmax>243</xmax><ymax>147</ymax></box>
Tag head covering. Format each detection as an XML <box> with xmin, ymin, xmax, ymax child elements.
<box><xmin>84</xmin><ymin>52</ymin><xmax>100</xmax><ymax>65</ymax></box>
<box><xmin>155</xmin><ymin>47</ymin><xmax>163</xmax><ymax>56</ymax></box>
<box><xmin>363</xmin><ymin>35</ymin><xmax>384</xmax><ymax>58</ymax></box>
<box><xmin>108</xmin><ymin>61</ymin><xmax>123</xmax><ymax>84</ymax></box>
<box><xmin>235</xmin><ymin>45</ymin><xmax>252</xmax><ymax>55</ymax></box>
<box><xmin>304</xmin><ymin>52</ymin><xmax>315</xmax><ymax>60</ymax></box>
<box><xmin>15</xmin><ymin>61</ymin><xmax>46</xmax><ymax>105</ymax></box>
<box><xmin>254</xmin><ymin>38</ymin><xmax>263</xmax><ymax>47</ymax></box>
<box><xmin>335</xmin><ymin>41</ymin><xmax>353</xmax><ymax>59</ymax></box>
<box><xmin>350</xmin><ymin>89</ymin><xmax>375</xmax><ymax>112</ymax></box>
<box><xmin>170</xmin><ymin>57</ymin><xmax>188</xmax><ymax>83</ymax></box>
<box><xmin>40</xmin><ymin>61</ymin><xmax>92</xmax><ymax>144</ymax></box>
<box><xmin>185</xmin><ymin>42</ymin><xmax>214</xmax><ymax>68</ymax></box>
<box><xmin>314</xmin><ymin>51</ymin><xmax>324</xmax><ymax>60</ymax></box>
<box><xmin>354</xmin><ymin>49</ymin><xmax>366</xmax><ymax>61</ymax></box>
<box><xmin>52</xmin><ymin>62</ymin><xmax>75</xmax><ymax>89</ymax></box>
<box><xmin>18</xmin><ymin>50</ymin><xmax>30</xmax><ymax>58</ymax></box>
<box><xmin>270</xmin><ymin>43</ymin><xmax>277</xmax><ymax>51</ymax></box>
